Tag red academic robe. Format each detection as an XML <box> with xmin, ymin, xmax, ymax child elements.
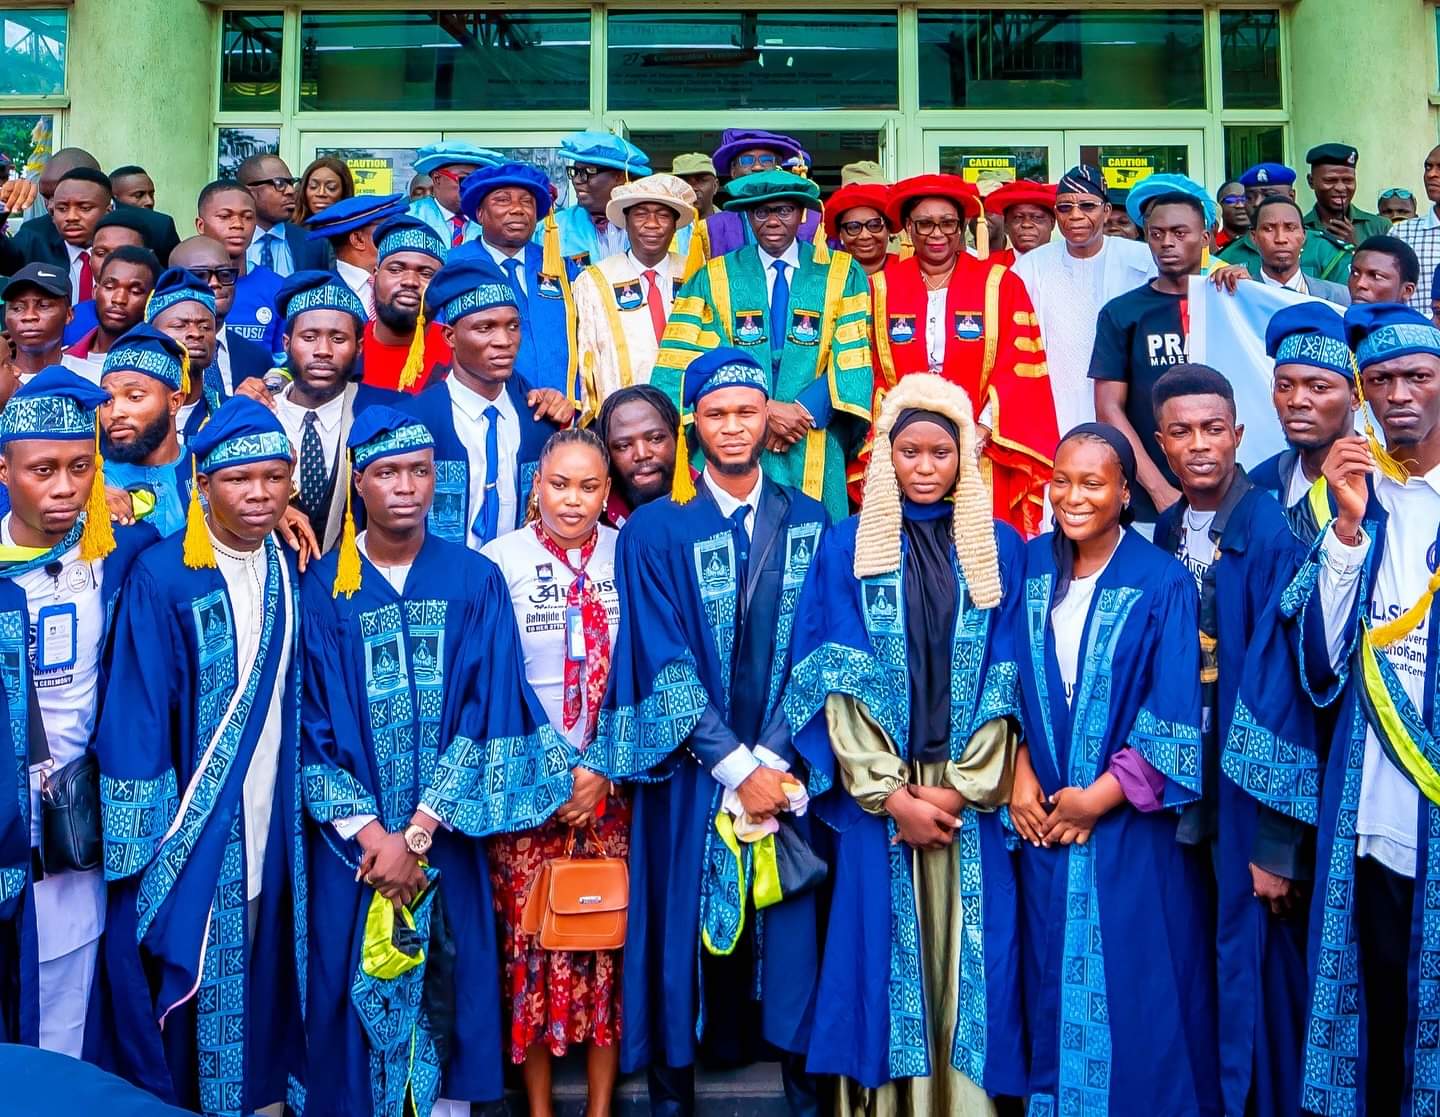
<box><xmin>864</xmin><ymin>254</ymin><xmax>1058</xmax><ymax>536</ymax></box>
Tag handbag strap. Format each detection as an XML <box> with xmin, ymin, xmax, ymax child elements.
<box><xmin>24</xmin><ymin>662</ymin><xmax>50</xmax><ymax>771</ymax></box>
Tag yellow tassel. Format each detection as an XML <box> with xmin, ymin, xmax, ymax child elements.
<box><xmin>811</xmin><ymin>219</ymin><xmax>830</xmax><ymax>265</ymax></box>
<box><xmin>975</xmin><ymin>211</ymin><xmax>990</xmax><ymax>261</ymax></box>
<box><xmin>182</xmin><ymin>457</ymin><xmax>216</xmax><ymax>569</ymax></box>
<box><xmin>898</xmin><ymin>229</ymin><xmax>914</xmax><ymax>260</ymax></box>
<box><xmin>332</xmin><ymin>454</ymin><xmax>362</xmax><ymax>598</ymax></box>
<box><xmin>541</xmin><ymin>213</ymin><xmax>564</xmax><ymax>280</ymax></box>
<box><xmin>681</xmin><ymin>220</ymin><xmax>709</xmax><ymax>284</ymax></box>
<box><xmin>397</xmin><ymin>303</ymin><xmax>427</xmax><ymax>393</ymax></box>
<box><xmin>1200</xmin><ymin>244</ymin><xmax>1210</xmax><ymax>276</ymax></box>
<box><xmin>1370</xmin><ymin>569</ymin><xmax>1440</xmax><ymax>649</ymax></box>
<box><xmin>79</xmin><ymin>423</ymin><xmax>116</xmax><ymax>561</ymax></box>
<box><xmin>1350</xmin><ymin>353</ymin><xmax>1410</xmax><ymax>484</ymax></box>
<box><xmin>672</xmin><ymin>365</ymin><xmax>697</xmax><ymax>505</ymax></box>
<box><xmin>178</xmin><ymin>346</ymin><xmax>191</xmax><ymax>397</ymax></box>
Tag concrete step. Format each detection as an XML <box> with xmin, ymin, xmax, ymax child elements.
<box><xmin>487</xmin><ymin>1057</ymin><xmax>790</xmax><ymax>1117</ymax></box>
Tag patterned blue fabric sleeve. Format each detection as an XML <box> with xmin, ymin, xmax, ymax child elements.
<box><xmin>1126</xmin><ymin>570</ymin><xmax>1204</xmax><ymax>807</ymax></box>
<box><xmin>1279</xmin><ymin>527</ymin><xmax>1371</xmax><ymax>708</ymax></box>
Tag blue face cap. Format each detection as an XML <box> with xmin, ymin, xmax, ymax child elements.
<box><xmin>682</xmin><ymin>347</ymin><xmax>770</xmax><ymax>411</ymax></box>
<box><xmin>347</xmin><ymin>405</ymin><xmax>435</xmax><ymax>470</ymax></box>
<box><xmin>146</xmin><ymin>266</ymin><xmax>216</xmax><ymax>324</ymax></box>
<box><xmin>276</xmin><ymin>269</ymin><xmax>367</xmax><ymax>329</ymax></box>
<box><xmin>1126</xmin><ymin>172</ymin><xmax>1218</xmax><ymax>228</ymax></box>
<box><xmin>101</xmin><ymin>322</ymin><xmax>187</xmax><ymax>391</ymax></box>
<box><xmin>458</xmin><ymin>162</ymin><xmax>554</xmax><ymax>223</ymax></box>
<box><xmin>303</xmin><ymin>192</ymin><xmax>407</xmax><ymax>242</ymax></box>
<box><xmin>189</xmin><ymin>396</ymin><xmax>293</xmax><ymax>475</ymax></box>
<box><xmin>373</xmin><ymin>214</ymin><xmax>447</xmax><ymax>266</ymax></box>
<box><xmin>421</xmin><ymin>256</ymin><xmax>517</xmax><ymax>325</ymax></box>
<box><xmin>1265</xmin><ymin>303</ymin><xmax>1352</xmax><ymax>379</ymax></box>
<box><xmin>1345</xmin><ymin>301</ymin><xmax>1440</xmax><ymax>371</ymax></box>
<box><xmin>1238</xmin><ymin>163</ymin><xmax>1296</xmax><ymax>189</ymax></box>
<box><xmin>559</xmin><ymin>131</ymin><xmax>650</xmax><ymax>176</ymax></box>
<box><xmin>1</xmin><ymin>365</ymin><xmax>110</xmax><ymax>445</ymax></box>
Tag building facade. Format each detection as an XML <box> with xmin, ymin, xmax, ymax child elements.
<box><xmin>2</xmin><ymin>1</ymin><xmax>1435</xmax><ymax>220</ymax></box>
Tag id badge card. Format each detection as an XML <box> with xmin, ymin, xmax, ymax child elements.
<box><xmin>565</xmin><ymin>606</ymin><xmax>587</xmax><ymax>661</ymax></box>
<box><xmin>36</xmin><ymin>603</ymin><xmax>77</xmax><ymax>673</ymax></box>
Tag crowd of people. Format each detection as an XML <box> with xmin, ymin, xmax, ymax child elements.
<box><xmin>0</xmin><ymin>123</ymin><xmax>1436</xmax><ymax>1117</ymax></box>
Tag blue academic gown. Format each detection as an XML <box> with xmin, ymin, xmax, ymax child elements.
<box><xmin>105</xmin><ymin>450</ymin><xmax>194</xmax><ymax>539</ymax></box>
<box><xmin>64</xmin><ymin>300</ymin><xmax>98</xmax><ymax>346</ymax></box>
<box><xmin>449</xmin><ymin>239</ymin><xmax>578</xmax><ymax>397</ymax></box>
<box><xmin>585</xmin><ymin>479</ymin><xmax>828</xmax><ymax>1074</ymax></box>
<box><xmin>783</xmin><ymin>512</ymin><xmax>1027</xmax><ymax>1094</ymax></box>
<box><xmin>1013</xmin><ymin>529</ymin><xmax>1220</xmax><ymax>1117</ymax></box>
<box><xmin>1245</xmin><ymin>486</ymin><xmax>1440</xmax><ymax>1115</ymax></box>
<box><xmin>400</xmin><ymin>375</ymin><xmax>559</xmax><ymax>551</ymax></box>
<box><xmin>90</xmin><ymin>534</ymin><xmax>306</xmax><ymax>1117</ymax></box>
<box><xmin>1156</xmin><ymin>476</ymin><xmax>1311</xmax><ymax>1117</ymax></box>
<box><xmin>224</xmin><ymin>330</ymin><xmax>273</xmax><ymax>389</ymax></box>
<box><xmin>300</xmin><ymin>534</ymin><xmax>567</xmax><ymax>1116</ymax></box>
<box><xmin>0</xmin><ymin>519</ymin><xmax>155</xmax><ymax>1046</ymax></box>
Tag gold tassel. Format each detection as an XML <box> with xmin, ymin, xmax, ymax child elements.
<box><xmin>975</xmin><ymin>210</ymin><xmax>990</xmax><ymax>261</ymax></box>
<box><xmin>1370</xmin><ymin>569</ymin><xmax>1440</xmax><ymax>648</ymax></box>
<box><xmin>811</xmin><ymin>218</ymin><xmax>830</xmax><ymax>265</ymax></box>
<box><xmin>1350</xmin><ymin>353</ymin><xmax>1410</xmax><ymax>484</ymax></box>
<box><xmin>182</xmin><ymin>457</ymin><xmax>216</xmax><ymax>569</ymax></box>
<box><xmin>681</xmin><ymin>221</ymin><xmax>709</xmax><ymax>284</ymax></box>
<box><xmin>541</xmin><ymin>213</ymin><xmax>564</xmax><ymax>280</ymax></box>
<box><xmin>79</xmin><ymin>422</ymin><xmax>116</xmax><ymax>561</ymax></box>
<box><xmin>898</xmin><ymin>229</ymin><xmax>914</xmax><ymax>260</ymax></box>
<box><xmin>331</xmin><ymin>453</ymin><xmax>361</xmax><ymax>598</ymax></box>
<box><xmin>672</xmin><ymin>366</ymin><xmax>697</xmax><ymax>504</ymax></box>
<box><xmin>397</xmin><ymin>303</ymin><xmax>427</xmax><ymax>393</ymax></box>
<box><xmin>178</xmin><ymin>346</ymin><xmax>191</xmax><ymax>397</ymax></box>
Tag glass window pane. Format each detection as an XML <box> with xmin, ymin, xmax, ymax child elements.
<box><xmin>221</xmin><ymin>11</ymin><xmax>283</xmax><ymax>113</ymax></box>
<box><xmin>918</xmin><ymin>11</ymin><xmax>1204</xmax><ymax>110</ymax></box>
<box><xmin>937</xmin><ymin>145</ymin><xmax>1052</xmax><ymax>184</ymax></box>
<box><xmin>217</xmin><ymin>126</ymin><xmax>280</xmax><ymax>179</ymax></box>
<box><xmin>1221</xmin><ymin>11</ymin><xmax>1282</xmax><ymax>109</ymax></box>
<box><xmin>1223</xmin><ymin>125</ymin><xmax>1285</xmax><ymax>181</ymax></box>
<box><xmin>299</xmin><ymin>11</ymin><xmax>590</xmax><ymax>112</ymax></box>
<box><xmin>608</xmin><ymin>11</ymin><xmax>898</xmax><ymax>111</ymax></box>
<box><xmin>0</xmin><ymin>10</ymin><xmax>66</xmax><ymax>96</ymax></box>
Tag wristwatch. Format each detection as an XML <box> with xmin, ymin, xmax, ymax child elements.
<box><xmin>402</xmin><ymin>822</ymin><xmax>433</xmax><ymax>856</ymax></box>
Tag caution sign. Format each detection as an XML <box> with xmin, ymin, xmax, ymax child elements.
<box><xmin>960</xmin><ymin>154</ymin><xmax>1018</xmax><ymax>187</ymax></box>
<box><xmin>347</xmin><ymin>158</ymin><xmax>394</xmax><ymax>196</ymax></box>
<box><xmin>1100</xmin><ymin>155</ymin><xmax>1155</xmax><ymax>190</ymax></box>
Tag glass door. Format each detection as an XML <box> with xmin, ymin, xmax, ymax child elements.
<box><xmin>300</xmin><ymin>131</ymin><xmax>439</xmax><ymax>198</ymax></box>
<box><xmin>922</xmin><ymin>130</ymin><xmax>1064</xmax><ymax>184</ymax></box>
<box><xmin>1064</xmin><ymin>130</ymin><xmax>1206</xmax><ymax>192</ymax></box>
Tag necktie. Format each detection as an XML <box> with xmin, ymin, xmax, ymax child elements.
<box><xmin>76</xmin><ymin>249</ymin><xmax>93</xmax><ymax>302</ymax></box>
<box><xmin>470</xmin><ymin>404</ymin><xmax>501</xmax><ymax>544</ymax></box>
<box><xmin>501</xmin><ymin>257</ymin><xmax>528</xmax><ymax>313</ymax></box>
<box><xmin>259</xmin><ymin>231</ymin><xmax>275</xmax><ymax>272</ymax></box>
<box><xmin>297</xmin><ymin>411</ymin><xmax>327</xmax><ymax>522</ymax></box>
<box><xmin>729</xmin><ymin>504</ymin><xmax>752</xmax><ymax>586</ymax></box>
<box><xmin>361</xmin><ymin>276</ymin><xmax>376</xmax><ymax>321</ymax></box>
<box><xmin>642</xmin><ymin>268</ymin><xmax>667</xmax><ymax>343</ymax></box>
<box><xmin>769</xmin><ymin>260</ymin><xmax>789</xmax><ymax>365</ymax></box>
<box><xmin>450</xmin><ymin>215</ymin><xmax>467</xmax><ymax>248</ymax></box>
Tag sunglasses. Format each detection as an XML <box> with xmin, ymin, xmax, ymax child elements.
<box><xmin>430</xmin><ymin>168</ymin><xmax>472</xmax><ymax>184</ymax></box>
<box><xmin>838</xmin><ymin>217</ymin><xmax>888</xmax><ymax>236</ymax></box>
<box><xmin>243</xmin><ymin>176</ymin><xmax>299</xmax><ymax>192</ymax></box>
<box><xmin>1220</xmin><ymin>193</ymin><xmax>1245</xmax><ymax>205</ymax></box>
<box><xmin>1380</xmin><ymin>188</ymin><xmax>1415</xmax><ymax>201</ymax></box>
<box><xmin>567</xmin><ymin>165</ymin><xmax>611</xmax><ymax>183</ymax></box>
<box><xmin>1055</xmin><ymin>200</ymin><xmax>1104</xmax><ymax>215</ymax></box>
<box><xmin>734</xmin><ymin>153</ymin><xmax>779</xmax><ymax>171</ymax></box>
<box><xmin>185</xmin><ymin>265</ymin><xmax>239</xmax><ymax>287</ymax></box>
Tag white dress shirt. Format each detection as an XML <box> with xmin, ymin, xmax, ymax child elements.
<box><xmin>757</xmin><ymin>240</ymin><xmax>803</xmax><ymax>300</ymax></box>
<box><xmin>245</xmin><ymin>223</ymin><xmax>294</xmax><ymax>277</ymax></box>
<box><xmin>446</xmin><ymin>373</ymin><xmax>520</xmax><ymax>551</ymax></box>
<box><xmin>629</xmin><ymin>251</ymin><xmax>674</xmax><ymax>303</ymax></box>
<box><xmin>335</xmin><ymin>259</ymin><xmax>376</xmax><ymax>320</ymax></box>
<box><xmin>1052</xmin><ymin>530</ymin><xmax>1121</xmax><ymax>705</ymax></box>
<box><xmin>65</xmin><ymin>242</ymin><xmax>89</xmax><ymax>299</ymax></box>
<box><xmin>1317</xmin><ymin>465</ymin><xmax>1440</xmax><ymax>877</ymax></box>
<box><xmin>215</xmin><ymin>326</ymin><xmax>235</xmax><ymax>397</ymax></box>
<box><xmin>274</xmin><ymin>384</ymin><xmax>345</xmax><ymax>475</ymax></box>
<box><xmin>482</xmin><ymin>238</ymin><xmax>527</xmax><ymax>294</ymax></box>
<box><xmin>1261</xmin><ymin>268</ymin><xmax>1309</xmax><ymax>295</ymax></box>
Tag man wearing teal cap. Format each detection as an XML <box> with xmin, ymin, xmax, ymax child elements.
<box><xmin>654</xmin><ymin>169</ymin><xmax>872</xmax><ymax>521</ymax></box>
<box><xmin>544</xmin><ymin>130</ymin><xmax>651</xmax><ymax>267</ymax></box>
<box><xmin>407</xmin><ymin>141</ymin><xmax>505</xmax><ymax>250</ymax></box>
<box><xmin>0</xmin><ymin>366</ymin><xmax>154</xmax><ymax>1058</ymax></box>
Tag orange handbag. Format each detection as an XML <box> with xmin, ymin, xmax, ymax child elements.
<box><xmin>519</xmin><ymin>828</ymin><xmax>629</xmax><ymax>952</ymax></box>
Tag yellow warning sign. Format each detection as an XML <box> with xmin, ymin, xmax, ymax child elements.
<box><xmin>1100</xmin><ymin>156</ymin><xmax>1154</xmax><ymax>190</ymax></box>
<box><xmin>347</xmin><ymin>158</ymin><xmax>394</xmax><ymax>196</ymax></box>
<box><xmin>960</xmin><ymin>155</ymin><xmax>1018</xmax><ymax>187</ymax></box>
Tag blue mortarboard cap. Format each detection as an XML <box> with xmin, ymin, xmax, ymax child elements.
<box><xmin>682</xmin><ymin>347</ymin><xmax>770</xmax><ymax>410</ymax></box>
<box><xmin>1265</xmin><ymin>303</ymin><xmax>1352</xmax><ymax>378</ymax></box>
<box><xmin>347</xmin><ymin>406</ymin><xmax>435</xmax><ymax>470</ymax></box>
<box><xmin>373</xmin><ymin>214</ymin><xmax>447</xmax><ymax>265</ymax></box>
<box><xmin>303</xmin><ymin>193</ymin><xmax>407</xmax><ymax>242</ymax></box>
<box><xmin>145</xmin><ymin>266</ymin><xmax>216</xmax><ymax>324</ymax></box>
<box><xmin>1345</xmin><ymin>301</ymin><xmax>1440</xmax><ymax>370</ymax></box>
<box><xmin>1238</xmin><ymin>163</ymin><xmax>1296</xmax><ymax>189</ymax></box>
<box><xmin>1</xmin><ymin>366</ymin><xmax>110</xmax><ymax>444</ymax></box>
<box><xmin>459</xmin><ymin>162</ymin><xmax>554</xmax><ymax>223</ymax></box>
<box><xmin>559</xmin><ymin>131</ymin><xmax>650</xmax><ymax>176</ymax></box>
<box><xmin>412</xmin><ymin>142</ymin><xmax>505</xmax><ymax>176</ymax></box>
<box><xmin>276</xmin><ymin>269</ymin><xmax>367</xmax><ymax>328</ymax></box>
<box><xmin>421</xmin><ymin>256</ymin><xmax>517</xmax><ymax>325</ymax></box>
<box><xmin>712</xmin><ymin>129</ymin><xmax>811</xmax><ymax>175</ymax></box>
<box><xmin>1126</xmin><ymin>173</ymin><xmax>1218</xmax><ymax>227</ymax></box>
<box><xmin>189</xmin><ymin>396</ymin><xmax>293</xmax><ymax>475</ymax></box>
<box><xmin>101</xmin><ymin>322</ymin><xmax>187</xmax><ymax>390</ymax></box>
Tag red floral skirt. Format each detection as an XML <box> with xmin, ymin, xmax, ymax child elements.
<box><xmin>487</xmin><ymin>796</ymin><xmax>631</xmax><ymax>1063</ymax></box>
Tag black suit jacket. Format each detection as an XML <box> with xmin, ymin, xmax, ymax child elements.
<box><xmin>11</xmin><ymin>204</ymin><xmax>181</xmax><ymax>271</ymax></box>
<box><xmin>281</xmin><ymin>222</ymin><xmax>330</xmax><ymax>273</ymax></box>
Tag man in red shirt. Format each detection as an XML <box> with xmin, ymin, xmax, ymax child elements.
<box><xmin>361</xmin><ymin>214</ymin><xmax>451</xmax><ymax>393</ymax></box>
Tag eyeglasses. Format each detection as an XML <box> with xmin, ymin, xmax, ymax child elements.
<box><xmin>243</xmin><ymin>176</ymin><xmax>298</xmax><ymax>192</ymax></box>
<box><xmin>750</xmin><ymin>203</ymin><xmax>799</xmax><ymax>223</ymax></box>
<box><xmin>1380</xmin><ymin>187</ymin><xmax>1416</xmax><ymax>201</ymax></box>
<box><xmin>733</xmin><ymin>153</ymin><xmax>779</xmax><ymax>171</ymax></box>
<box><xmin>909</xmin><ymin>216</ymin><xmax>961</xmax><ymax>237</ymax></box>
<box><xmin>838</xmin><ymin>217</ymin><xmax>888</xmax><ymax>236</ymax></box>
<box><xmin>567</xmin><ymin>165</ymin><xmax>610</xmax><ymax>183</ymax></box>
<box><xmin>1220</xmin><ymin>194</ymin><xmax>1246</xmax><ymax>206</ymax></box>
<box><xmin>1055</xmin><ymin>201</ymin><xmax>1104</xmax><ymax>215</ymax></box>
<box><xmin>430</xmin><ymin>168</ymin><xmax>472</xmax><ymax>184</ymax></box>
<box><xmin>185</xmin><ymin>265</ymin><xmax>239</xmax><ymax>287</ymax></box>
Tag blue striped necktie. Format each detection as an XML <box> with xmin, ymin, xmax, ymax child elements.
<box><xmin>470</xmin><ymin>404</ymin><xmax>501</xmax><ymax>543</ymax></box>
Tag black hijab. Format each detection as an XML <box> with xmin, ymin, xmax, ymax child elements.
<box><xmin>1050</xmin><ymin>422</ymin><xmax>1136</xmax><ymax>605</ymax></box>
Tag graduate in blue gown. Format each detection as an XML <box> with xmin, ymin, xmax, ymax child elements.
<box><xmin>300</xmin><ymin>406</ymin><xmax>568</xmax><ymax>1117</ymax></box>
<box><xmin>452</xmin><ymin>162</ymin><xmax>580</xmax><ymax>398</ymax></box>
<box><xmin>1251</xmin><ymin>304</ymin><xmax>1440</xmax><ymax>1116</ymax></box>
<box><xmin>402</xmin><ymin>256</ymin><xmax>571</xmax><ymax>553</ymax></box>
<box><xmin>1007</xmin><ymin>423</ymin><xmax>1220</xmax><ymax>1117</ymax></box>
<box><xmin>585</xmin><ymin>347</ymin><xmax>829</xmax><ymax>1115</ymax></box>
<box><xmin>0</xmin><ymin>369</ymin><xmax>155</xmax><ymax>1049</ymax></box>
<box><xmin>783</xmin><ymin>374</ymin><xmax>1026</xmax><ymax>1115</ymax></box>
<box><xmin>1149</xmin><ymin>365</ymin><xmax>1310</xmax><ymax>1117</ymax></box>
<box><xmin>91</xmin><ymin>398</ymin><xmax>306</xmax><ymax>1117</ymax></box>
